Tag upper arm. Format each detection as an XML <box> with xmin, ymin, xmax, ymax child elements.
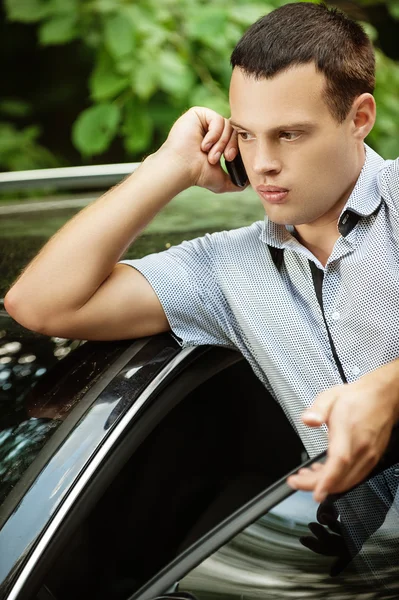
<box><xmin>42</xmin><ymin>263</ymin><xmax>171</xmax><ymax>340</ymax></box>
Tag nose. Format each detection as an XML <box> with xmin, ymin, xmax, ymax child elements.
<box><xmin>252</xmin><ymin>141</ymin><xmax>282</xmax><ymax>176</ymax></box>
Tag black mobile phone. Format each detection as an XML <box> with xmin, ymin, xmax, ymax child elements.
<box><xmin>224</xmin><ymin>150</ymin><xmax>248</xmax><ymax>187</ymax></box>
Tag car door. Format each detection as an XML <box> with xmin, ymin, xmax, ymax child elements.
<box><xmin>134</xmin><ymin>439</ymin><xmax>399</xmax><ymax>600</ymax></box>
<box><xmin>0</xmin><ymin>331</ymin><xmax>183</xmax><ymax>600</ymax></box>
<box><xmin>5</xmin><ymin>338</ymin><xmax>306</xmax><ymax>600</ymax></box>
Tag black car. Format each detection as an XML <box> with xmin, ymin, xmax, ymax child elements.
<box><xmin>1</xmin><ymin>168</ymin><xmax>399</xmax><ymax>600</ymax></box>
<box><xmin>2</xmin><ymin>303</ymin><xmax>399</xmax><ymax>600</ymax></box>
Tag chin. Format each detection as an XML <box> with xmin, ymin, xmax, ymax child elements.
<box><xmin>263</xmin><ymin>207</ymin><xmax>295</xmax><ymax>226</ymax></box>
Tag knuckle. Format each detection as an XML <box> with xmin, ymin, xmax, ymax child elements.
<box><xmin>366</xmin><ymin>448</ymin><xmax>379</xmax><ymax>465</ymax></box>
<box><xmin>336</xmin><ymin>453</ymin><xmax>350</xmax><ymax>468</ymax></box>
<box><xmin>356</xmin><ymin>438</ymin><xmax>371</xmax><ymax>454</ymax></box>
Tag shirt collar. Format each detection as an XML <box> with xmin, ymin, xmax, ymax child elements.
<box><xmin>260</xmin><ymin>143</ymin><xmax>386</xmax><ymax>248</ymax></box>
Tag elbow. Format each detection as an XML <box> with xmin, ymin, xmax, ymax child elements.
<box><xmin>4</xmin><ymin>289</ymin><xmax>50</xmax><ymax>336</ymax></box>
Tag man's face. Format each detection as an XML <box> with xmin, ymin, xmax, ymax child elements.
<box><xmin>229</xmin><ymin>64</ymin><xmax>362</xmax><ymax>227</ymax></box>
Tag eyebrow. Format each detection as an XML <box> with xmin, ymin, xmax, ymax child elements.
<box><xmin>229</xmin><ymin>120</ymin><xmax>316</xmax><ymax>133</ymax></box>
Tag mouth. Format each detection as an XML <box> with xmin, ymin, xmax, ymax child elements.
<box><xmin>256</xmin><ymin>185</ymin><xmax>289</xmax><ymax>204</ymax></box>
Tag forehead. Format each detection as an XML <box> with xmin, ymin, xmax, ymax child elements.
<box><xmin>229</xmin><ymin>64</ymin><xmax>332</xmax><ymax>130</ymax></box>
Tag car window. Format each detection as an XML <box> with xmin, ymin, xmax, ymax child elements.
<box><xmin>178</xmin><ymin>461</ymin><xmax>399</xmax><ymax>599</ymax></box>
<box><xmin>37</xmin><ymin>355</ymin><xmax>307</xmax><ymax>600</ymax></box>
<box><xmin>0</xmin><ymin>307</ymin><xmax>127</xmax><ymax>511</ymax></box>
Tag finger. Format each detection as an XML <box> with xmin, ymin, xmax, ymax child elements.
<box><xmin>311</xmin><ymin>462</ymin><xmax>324</xmax><ymax>471</ymax></box>
<box><xmin>288</xmin><ymin>462</ymin><xmax>324</xmax><ymax>488</ymax></box>
<box><xmin>200</xmin><ymin>114</ymin><xmax>224</xmax><ymax>150</ymax></box>
<box><xmin>303</xmin><ymin>388</ymin><xmax>340</xmax><ymax>427</ymax></box>
<box><xmin>223</xmin><ymin>130</ymin><xmax>238</xmax><ymax>161</ymax></box>
<box><xmin>287</xmin><ymin>467</ymin><xmax>321</xmax><ymax>491</ymax></box>
<box><xmin>207</xmin><ymin>119</ymin><xmax>234</xmax><ymax>164</ymax></box>
<box><xmin>314</xmin><ymin>423</ymin><xmax>352</xmax><ymax>502</ymax></box>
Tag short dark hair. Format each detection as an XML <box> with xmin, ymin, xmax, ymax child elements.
<box><xmin>230</xmin><ymin>2</ymin><xmax>375</xmax><ymax>123</ymax></box>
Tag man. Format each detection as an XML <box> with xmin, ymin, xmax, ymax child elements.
<box><xmin>5</xmin><ymin>2</ymin><xmax>399</xmax><ymax>504</ymax></box>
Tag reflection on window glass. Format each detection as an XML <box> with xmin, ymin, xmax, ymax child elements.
<box><xmin>0</xmin><ymin>315</ymin><xmax>83</xmax><ymax>507</ymax></box>
<box><xmin>179</xmin><ymin>464</ymin><xmax>399</xmax><ymax>599</ymax></box>
<box><xmin>0</xmin><ymin>308</ymin><xmax>122</xmax><ymax>509</ymax></box>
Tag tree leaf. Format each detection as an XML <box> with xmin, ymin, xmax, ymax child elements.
<box><xmin>45</xmin><ymin>0</ymin><xmax>79</xmax><ymax>16</ymax></box>
<box><xmin>229</xmin><ymin>3</ymin><xmax>271</xmax><ymax>26</ymax></box>
<box><xmin>90</xmin><ymin>51</ymin><xmax>129</xmax><ymax>101</ymax></box>
<box><xmin>186</xmin><ymin>7</ymin><xmax>227</xmax><ymax>40</ymax></box>
<box><xmin>72</xmin><ymin>103</ymin><xmax>120</xmax><ymax>156</ymax></box>
<box><xmin>148</xmin><ymin>102</ymin><xmax>181</xmax><ymax>128</ymax></box>
<box><xmin>39</xmin><ymin>15</ymin><xmax>79</xmax><ymax>45</ymax></box>
<box><xmin>158</xmin><ymin>50</ymin><xmax>195</xmax><ymax>98</ymax></box>
<box><xmin>122</xmin><ymin>101</ymin><xmax>153</xmax><ymax>154</ymax></box>
<box><xmin>5</xmin><ymin>0</ymin><xmax>51</xmax><ymax>22</ymax></box>
<box><xmin>104</xmin><ymin>12</ymin><xmax>135</xmax><ymax>60</ymax></box>
<box><xmin>0</xmin><ymin>122</ymin><xmax>59</xmax><ymax>170</ymax></box>
<box><xmin>388</xmin><ymin>0</ymin><xmax>399</xmax><ymax>20</ymax></box>
<box><xmin>190</xmin><ymin>85</ymin><xmax>229</xmax><ymax>116</ymax></box>
<box><xmin>131</xmin><ymin>60</ymin><xmax>159</xmax><ymax>101</ymax></box>
<box><xmin>0</xmin><ymin>99</ymin><xmax>32</xmax><ymax>118</ymax></box>
<box><xmin>93</xmin><ymin>0</ymin><xmax>118</xmax><ymax>14</ymax></box>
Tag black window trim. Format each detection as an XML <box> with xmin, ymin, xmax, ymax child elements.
<box><xmin>131</xmin><ymin>452</ymin><xmax>328</xmax><ymax>600</ymax></box>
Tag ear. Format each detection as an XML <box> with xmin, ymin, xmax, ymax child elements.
<box><xmin>350</xmin><ymin>93</ymin><xmax>376</xmax><ymax>141</ymax></box>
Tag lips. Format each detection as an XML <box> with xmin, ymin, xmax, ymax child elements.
<box><xmin>256</xmin><ymin>185</ymin><xmax>289</xmax><ymax>193</ymax></box>
<box><xmin>256</xmin><ymin>185</ymin><xmax>289</xmax><ymax>205</ymax></box>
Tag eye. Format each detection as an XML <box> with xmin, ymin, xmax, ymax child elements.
<box><xmin>279</xmin><ymin>131</ymin><xmax>300</xmax><ymax>141</ymax></box>
<box><xmin>237</xmin><ymin>131</ymin><xmax>253</xmax><ymax>141</ymax></box>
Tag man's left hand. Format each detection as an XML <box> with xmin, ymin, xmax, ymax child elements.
<box><xmin>287</xmin><ymin>360</ymin><xmax>399</xmax><ymax>502</ymax></box>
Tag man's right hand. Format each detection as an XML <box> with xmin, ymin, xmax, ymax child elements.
<box><xmin>160</xmin><ymin>106</ymin><xmax>245</xmax><ymax>194</ymax></box>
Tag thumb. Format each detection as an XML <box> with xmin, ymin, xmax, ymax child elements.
<box><xmin>303</xmin><ymin>389</ymin><xmax>338</xmax><ymax>427</ymax></box>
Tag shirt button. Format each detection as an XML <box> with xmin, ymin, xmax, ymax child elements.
<box><xmin>352</xmin><ymin>366</ymin><xmax>360</xmax><ymax>376</ymax></box>
<box><xmin>331</xmin><ymin>311</ymin><xmax>340</xmax><ymax>320</ymax></box>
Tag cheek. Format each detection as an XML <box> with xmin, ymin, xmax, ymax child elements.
<box><xmin>296</xmin><ymin>136</ymin><xmax>347</xmax><ymax>185</ymax></box>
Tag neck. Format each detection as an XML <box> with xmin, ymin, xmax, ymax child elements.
<box><xmin>294</xmin><ymin>222</ymin><xmax>340</xmax><ymax>267</ymax></box>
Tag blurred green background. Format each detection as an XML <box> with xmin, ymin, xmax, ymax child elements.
<box><xmin>1</xmin><ymin>0</ymin><xmax>399</xmax><ymax>173</ymax></box>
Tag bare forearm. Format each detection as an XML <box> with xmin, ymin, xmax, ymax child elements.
<box><xmin>5</xmin><ymin>148</ymin><xmax>192</xmax><ymax>326</ymax></box>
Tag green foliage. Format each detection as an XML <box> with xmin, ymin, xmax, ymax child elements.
<box><xmin>4</xmin><ymin>0</ymin><xmax>285</xmax><ymax>162</ymax></box>
<box><xmin>0</xmin><ymin>122</ymin><xmax>59</xmax><ymax>171</ymax></box>
<box><xmin>368</xmin><ymin>49</ymin><xmax>399</xmax><ymax>158</ymax></box>
<box><xmin>38</xmin><ymin>13</ymin><xmax>79</xmax><ymax>45</ymax></box>
<box><xmin>72</xmin><ymin>103</ymin><xmax>121</xmax><ymax>156</ymax></box>
<box><xmin>3</xmin><ymin>0</ymin><xmax>399</xmax><ymax>164</ymax></box>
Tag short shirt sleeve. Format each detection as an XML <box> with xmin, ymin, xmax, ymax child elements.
<box><xmin>118</xmin><ymin>233</ymin><xmax>236</xmax><ymax>349</ymax></box>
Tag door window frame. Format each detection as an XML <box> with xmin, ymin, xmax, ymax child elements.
<box><xmin>130</xmin><ymin>452</ymin><xmax>327</xmax><ymax>600</ymax></box>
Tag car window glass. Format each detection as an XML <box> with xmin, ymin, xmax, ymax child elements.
<box><xmin>178</xmin><ymin>462</ymin><xmax>399</xmax><ymax>599</ymax></box>
<box><xmin>0</xmin><ymin>308</ymin><xmax>125</xmax><ymax>509</ymax></box>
